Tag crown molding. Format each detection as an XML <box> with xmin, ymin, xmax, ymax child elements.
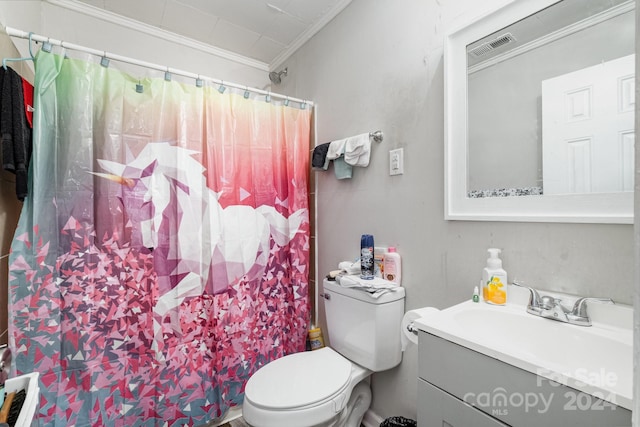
<box><xmin>270</xmin><ymin>0</ymin><xmax>353</xmax><ymax>70</ymax></box>
<box><xmin>44</xmin><ymin>0</ymin><xmax>270</xmax><ymax>71</ymax></box>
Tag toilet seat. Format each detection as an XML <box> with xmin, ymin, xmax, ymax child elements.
<box><xmin>243</xmin><ymin>348</ymin><xmax>369</xmax><ymax>427</ymax></box>
<box><xmin>245</xmin><ymin>347</ymin><xmax>352</xmax><ymax>409</ymax></box>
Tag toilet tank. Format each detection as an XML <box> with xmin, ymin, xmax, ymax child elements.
<box><xmin>322</xmin><ymin>279</ymin><xmax>405</xmax><ymax>371</ymax></box>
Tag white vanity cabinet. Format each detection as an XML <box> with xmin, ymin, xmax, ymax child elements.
<box><xmin>417</xmin><ymin>331</ymin><xmax>632</xmax><ymax>427</ymax></box>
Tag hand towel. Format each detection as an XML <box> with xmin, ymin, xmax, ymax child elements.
<box><xmin>333</xmin><ymin>156</ymin><xmax>352</xmax><ymax>179</ymax></box>
<box><xmin>338</xmin><ymin>260</ymin><xmax>361</xmax><ymax>275</ymax></box>
<box><xmin>311</xmin><ymin>142</ymin><xmax>330</xmax><ymax>170</ymax></box>
<box><xmin>326</xmin><ymin>138</ymin><xmax>353</xmax><ymax>179</ymax></box>
<box><xmin>326</xmin><ymin>138</ymin><xmax>347</xmax><ymax>160</ymax></box>
<box><xmin>337</xmin><ymin>275</ymin><xmax>397</xmax><ymax>289</ymax></box>
<box><xmin>344</xmin><ymin>133</ymin><xmax>371</xmax><ymax>167</ymax></box>
<box><xmin>336</xmin><ymin>274</ymin><xmax>400</xmax><ymax>298</ymax></box>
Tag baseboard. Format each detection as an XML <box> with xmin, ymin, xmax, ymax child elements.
<box><xmin>202</xmin><ymin>405</ymin><xmax>381</xmax><ymax>427</ymax></box>
<box><xmin>362</xmin><ymin>409</ymin><xmax>384</xmax><ymax>427</ymax></box>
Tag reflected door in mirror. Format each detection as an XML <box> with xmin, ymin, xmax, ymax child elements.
<box><xmin>542</xmin><ymin>54</ymin><xmax>635</xmax><ymax>195</ymax></box>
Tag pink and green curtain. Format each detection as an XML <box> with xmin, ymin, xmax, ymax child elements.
<box><xmin>8</xmin><ymin>49</ymin><xmax>311</xmax><ymax>426</ymax></box>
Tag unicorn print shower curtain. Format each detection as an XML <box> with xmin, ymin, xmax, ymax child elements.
<box><xmin>8</xmin><ymin>50</ymin><xmax>311</xmax><ymax>426</ymax></box>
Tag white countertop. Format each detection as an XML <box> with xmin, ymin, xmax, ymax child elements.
<box><xmin>413</xmin><ymin>285</ymin><xmax>633</xmax><ymax>410</ymax></box>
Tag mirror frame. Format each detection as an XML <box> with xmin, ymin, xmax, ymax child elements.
<box><xmin>445</xmin><ymin>0</ymin><xmax>634</xmax><ymax>224</ymax></box>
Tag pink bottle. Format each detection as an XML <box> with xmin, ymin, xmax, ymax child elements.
<box><xmin>383</xmin><ymin>247</ymin><xmax>402</xmax><ymax>285</ymax></box>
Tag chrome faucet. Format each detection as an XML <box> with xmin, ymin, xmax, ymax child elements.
<box><xmin>512</xmin><ymin>281</ymin><xmax>614</xmax><ymax>327</ymax></box>
<box><xmin>567</xmin><ymin>297</ymin><xmax>616</xmax><ymax>326</ymax></box>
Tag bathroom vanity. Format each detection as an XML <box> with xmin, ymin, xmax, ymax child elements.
<box><xmin>417</xmin><ymin>332</ymin><xmax>631</xmax><ymax>427</ymax></box>
<box><xmin>414</xmin><ymin>288</ymin><xmax>632</xmax><ymax>427</ymax></box>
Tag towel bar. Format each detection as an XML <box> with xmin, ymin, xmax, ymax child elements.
<box><xmin>369</xmin><ymin>131</ymin><xmax>383</xmax><ymax>143</ymax></box>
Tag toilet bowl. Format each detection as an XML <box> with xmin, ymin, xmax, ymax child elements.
<box><xmin>243</xmin><ymin>347</ymin><xmax>372</xmax><ymax>427</ymax></box>
<box><xmin>243</xmin><ymin>279</ymin><xmax>406</xmax><ymax>427</ymax></box>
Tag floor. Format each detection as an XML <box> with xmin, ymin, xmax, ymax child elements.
<box><xmin>219</xmin><ymin>417</ymin><xmax>251</xmax><ymax>427</ymax></box>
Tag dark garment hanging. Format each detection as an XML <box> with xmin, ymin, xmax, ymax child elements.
<box><xmin>311</xmin><ymin>142</ymin><xmax>330</xmax><ymax>170</ymax></box>
<box><xmin>0</xmin><ymin>66</ymin><xmax>33</xmax><ymax>201</ymax></box>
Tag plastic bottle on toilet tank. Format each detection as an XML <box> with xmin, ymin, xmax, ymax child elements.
<box><xmin>383</xmin><ymin>247</ymin><xmax>402</xmax><ymax>285</ymax></box>
<box><xmin>482</xmin><ymin>248</ymin><xmax>507</xmax><ymax>305</ymax></box>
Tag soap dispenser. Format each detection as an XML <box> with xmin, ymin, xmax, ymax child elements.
<box><xmin>482</xmin><ymin>248</ymin><xmax>507</xmax><ymax>305</ymax></box>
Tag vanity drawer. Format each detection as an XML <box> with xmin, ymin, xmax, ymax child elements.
<box><xmin>418</xmin><ymin>331</ymin><xmax>631</xmax><ymax>427</ymax></box>
<box><xmin>418</xmin><ymin>379</ymin><xmax>509</xmax><ymax>427</ymax></box>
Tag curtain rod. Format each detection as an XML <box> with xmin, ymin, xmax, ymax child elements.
<box><xmin>4</xmin><ymin>26</ymin><xmax>314</xmax><ymax>107</ymax></box>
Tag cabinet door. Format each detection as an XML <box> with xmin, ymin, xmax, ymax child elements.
<box><xmin>418</xmin><ymin>379</ymin><xmax>509</xmax><ymax>427</ymax></box>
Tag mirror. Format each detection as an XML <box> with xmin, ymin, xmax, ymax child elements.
<box><xmin>445</xmin><ymin>0</ymin><xmax>635</xmax><ymax>223</ymax></box>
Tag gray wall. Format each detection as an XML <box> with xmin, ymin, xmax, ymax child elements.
<box><xmin>277</xmin><ymin>0</ymin><xmax>634</xmax><ymax>421</ymax></box>
<box><xmin>1</xmin><ymin>0</ymin><xmax>635</xmax><ymax>422</ymax></box>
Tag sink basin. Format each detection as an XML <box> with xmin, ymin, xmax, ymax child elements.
<box><xmin>413</xmin><ymin>288</ymin><xmax>633</xmax><ymax>410</ymax></box>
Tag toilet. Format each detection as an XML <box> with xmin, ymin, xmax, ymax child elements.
<box><xmin>243</xmin><ymin>278</ymin><xmax>406</xmax><ymax>427</ymax></box>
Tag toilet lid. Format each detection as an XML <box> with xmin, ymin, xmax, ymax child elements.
<box><xmin>245</xmin><ymin>347</ymin><xmax>352</xmax><ymax>409</ymax></box>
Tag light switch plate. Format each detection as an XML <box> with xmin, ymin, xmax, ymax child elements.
<box><xmin>389</xmin><ymin>148</ymin><xmax>404</xmax><ymax>175</ymax></box>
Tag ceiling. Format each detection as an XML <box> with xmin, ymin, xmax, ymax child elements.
<box><xmin>467</xmin><ymin>0</ymin><xmax>632</xmax><ymax>67</ymax></box>
<box><xmin>71</xmin><ymin>0</ymin><xmax>352</xmax><ymax>69</ymax></box>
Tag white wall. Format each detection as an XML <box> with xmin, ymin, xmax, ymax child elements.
<box><xmin>0</xmin><ymin>1</ymin><xmax>41</xmax><ymax>78</ymax></box>
<box><xmin>277</xmin><ymin>0</ymin><xmax>634</xmax><ymax>420</ymax></box>
<box><xmin>0</xmin><ymin>1</ymin><xmax>270</xmax><ymax>89</ymax></box>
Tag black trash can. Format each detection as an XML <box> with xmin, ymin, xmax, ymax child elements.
<box><xmin>380</xmin><ymin>416</ymin><xmax>417</xmax><ymax>427</ymax></box>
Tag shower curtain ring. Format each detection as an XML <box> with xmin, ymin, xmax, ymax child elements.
<box><xmin>60</xmin><ymin>40</ymin><xmax>69</xmax><ymax>59</ymax></box>
<box><xmin>164</xmin><ymin>67</ymin><xmax>172</xmax><ymax>81</ymax></box>
<box><xmin>196</xmin><ymin>74</ymin><xmax>203</xmax><ymax>88</ymax></box>
<box><xmin>218</xmin><ymin>80</ymin><xmax>226</xmax><ymax>94</ymax></box>
<box><xmin>43</xmin><ymin>37</ymin><xmax>52</xmax><ymax>53</ymax></box>
<box><xmin>244</xmin><ymin>87</ymin><xmax>250</xmax><ymax>99</ymax></box>
<box><xmin>100</xmin><ymin>51</ymin><xmax>110</xmax><ymax>68</ymax></box>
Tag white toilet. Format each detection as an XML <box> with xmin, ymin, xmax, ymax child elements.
<box><xmin>243</xmin><ymin>278</ymin><xmax>406</xmax><ymax>427</ymax></box>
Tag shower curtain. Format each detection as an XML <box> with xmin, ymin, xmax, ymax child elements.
<box><xmin>8</xmin><ymin>50</ymin><xmax>311</xmax><ymax>426</ymax></box>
